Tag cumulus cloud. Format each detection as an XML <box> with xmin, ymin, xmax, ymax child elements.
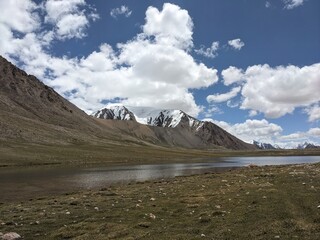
<box><xmin>195</xmin><ymin>41</ymin><xmax>219</xmax><ymax>58</ymax></box>
<box><xmin>0</xmin><ymin>0</ymin><xmax>39</xmax><ymax>33</ymax></box>
<box><xmin>207</xmin><ymin>86</ymin><xmax>241</xmax><ymax>103</ymax></box>
<box><xmin>44</xmin><ymin>0</ymin><xmax>98</xmax><ymax>40</ymax></box>
<box><xmin>228</xmin><ymin>38</ymin><xmax>245</xmax><ymax>50</ymax></box>
<box><xmin>203</xmin><ymin>105</ymin><xmax>223</xmax><ymax>118</ymax></box>
<box><xmin>203</xmin><ymin>118</ymin><xmax>320</xmax><ymax>148</ymax></box>
<box><xmin>204</xmin><ymin>119</ymin><xmax>283</xmax><ymax>143</ymax></box>
<box><xmin>305</xmin><ymin>104</ymin><xmax>320</xmax><ymax>122</ymax></box>
<box><xmin>220</xmin><ymin>64</ymin><xmax>320</xmax><ymax>119</ymax></box>
<box><xmin>221</xmin><ymin>66</ymin><xmax>245</xmax><ymax>86</ymax></box>
<box><xmin>56</xmin><ymin>14</ymin><xmax>89</xmax><ymax>39</ymax></box>
<box><xmin>0</xmin><ymin>0</ymin><xmax>43</xmax><ymax>64</ymax></box>
<box><xmin>110</xmin><ymin>5</ymin><xmax>132</xmax><ymax>18</ymax></box>
<box><xmin>308</xmin><ymin>128</ymin><xmax>320</xmax><ymax>136</ymax></box>
<box><xmin>279</xmin><ymin>128</ymin><xmax>320</xmax><ymax>148</ymax></box>
<box><xmin>281</xmin><ymin>128</ymin><xmax>320</xmax><ymax>139</ymax></box>
<box><xmin>44</xmin><ymin>0</ymin><xmax>84</xmax><ymax>22</ymax></box>
<box><xmin>143</xmin><ymin>3</ymin><xmax>194</xmax><ymax>50</ymax></box>
<box><xmin>280</xmin><ymin>132</ymin><xmax>307</xmax><ymax>142</ymax></box>
<box><xmin>283</xmin><ymin>0</ymin><xmax>305</xmax><ymax>9</ymax></box>
<box><xmin>0</xmin><ymin>2</ymin><xmax>218</xmax><ymax>117</ymax></box>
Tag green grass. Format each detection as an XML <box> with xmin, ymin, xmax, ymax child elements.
<box><xmin>1</xmin><ymin>163</ymin><xmax>319</xmax><ymax>239</ymax></box>
<box><xmin>1</xmin><ymin>140</ymin><xmax>319</xmax><ymax>167</ymax></box>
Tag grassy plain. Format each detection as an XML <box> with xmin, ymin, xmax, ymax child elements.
<box><xmin>0</xmin><ymin>162</ymin><xmax>319</xmax><ymax>239</ymax></box>
<box><xmin>1</xmin><ymin>140</ymin><xmax>320</xmax><ymax>167</ymax></box>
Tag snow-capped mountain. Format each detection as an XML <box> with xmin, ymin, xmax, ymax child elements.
<box><xmin>93</xmin><ymin>105</ymin><xmax>136</xmax><ymax>121</ymax></box>
<box><xmin>92</xmin><ymin>104</ymin><xmax>255</xmax><ymax>150</ymax></box>
<box><xmin>253</xmin><ymin>141</ymin><xmax>280</xmax><ymax>150</ymax></box>
<box><xmin>253</xmin><ymin>140</ymin><xmax>320</xmax><ymax>150</ymax></box>
<box><xmin>93</xmin><ymin>105</ymin><xmax>203</xmax><ymax>130</ymax></box>
<box><xmin>297</xmin><ymin>142</ymin><xmax>320</xmax><ymax>149</ymax></box>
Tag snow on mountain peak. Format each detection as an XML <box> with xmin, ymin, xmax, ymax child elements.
<box><xmin>92</xmin><ymin>105</ymin><xmax>203</xmax><ymax>129</ymax></box>
<box><xmin>92</xmin><ymin>105</ymin><xmax>135</xmax><ymax>121</ymax></box>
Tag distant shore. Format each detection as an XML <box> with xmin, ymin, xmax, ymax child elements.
<box><xmin>1</xmin><ymin>140</ymin><xmax>320</xmax><ymax>168</ymax></box>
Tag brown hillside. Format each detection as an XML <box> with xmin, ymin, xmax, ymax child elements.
<box><xmin>0</xmin><ymin>55</ymin><xmax>255</xmax><ymax>150</ymax></box>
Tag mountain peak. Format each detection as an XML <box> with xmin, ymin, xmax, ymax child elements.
<box><xmin>93</xmin><ymin>105</ymin><xmax>136</xmax><ymax>121</ymax></box>
<box><xmin>92</xmin><ymin>105</ymin><xmax>255</xmax><ymax>150</ymax></box>
<box><xmin>253</xmin><ymin>140</ymin><xmax>278</xmax><ymax>150</ymax></box>
<box><xmin>0</xmin><ymin>56</ymin><xmax>255</xmax><ymax>150</ymax></box>
<box><xmin>92</xmin><ymin>105</ymin><xmax>201</xmax><ymax>129</ymax></box>
<box><xmin>297</xmin><ymin>142</ymin><xmax>320</xmax><ymax>149</ymax></box>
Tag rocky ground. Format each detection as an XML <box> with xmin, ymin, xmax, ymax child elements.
<box><xmin>0</xmin><ymin>162</ymin><xmax>319</xmax><ymax>239</ymax></box>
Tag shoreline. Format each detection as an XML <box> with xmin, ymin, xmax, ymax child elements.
<box><xmin>1</xmin><ymin>141</ymin><xmax>320</xmax><ymax>168</ymax></box>
<box><xmin>1</xmin><ymin>156</ymin><xmax>319</xmax><ymax>202</ymax></box>
<box><xmin>1</xmin><ymin>162</ymin><xmax>319</xmax><ymax>239</ymax></box>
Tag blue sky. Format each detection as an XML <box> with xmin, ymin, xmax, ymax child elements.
<box><xmin>0</xmin><ymin>0</ymin><xmax>319</xmax><ymax>147</ymax></box>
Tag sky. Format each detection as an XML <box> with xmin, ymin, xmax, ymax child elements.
<box><xmin>0</xmin><ymin>0</ymin><xmax>319</xmax><ymax>148</ymax></box>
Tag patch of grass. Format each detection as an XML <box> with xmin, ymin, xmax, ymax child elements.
<box><xmin>0</xmin><ymin>163</ymin><xmax>319</xmax><ymax>239</ymax></box>
<box><xmin>1</xmin><ymin>140</ymin><xmax>319</xmax><ymax>167</ymax></box>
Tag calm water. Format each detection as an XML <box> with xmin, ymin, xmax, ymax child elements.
<box><xmin>0</xmin><ymin>156</ymin><xmax>319</xmax><ymax>201</ymax></box>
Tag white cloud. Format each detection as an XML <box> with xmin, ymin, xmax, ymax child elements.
<box><xmin>203</xmin><ymin>105</ymin><xmax>223</xmax><ymax>118</ymax></box>
<box><xmin>110</xmin><ymin>5</ymin><xmax>132</xmax><ymax>18</ymax></box>
<box><xmin>195</xmin><ymin>41</ymin><xmax>219</xmax><ymax>58</ymax></box>
<box><xmin>143</xmin><ymin>3</ymin><xmax>194</xmax><ymax>50</ymax></box>
<box><xmin>226</xmin><ymin>100</ymin><xmax>240</xmax><ymax>108</ymax></box>
<box><xmin>207</xmin><ymin>86</ymin><xmax>241</xmax><ymax>103</ymax></box>
<box><xmin>282</xmin><ymin>128</ymin><xmax>320</xmax><ymax>139</ymax></box>
<box><xmin>305</xmin><ymin>104</ymin><xmax>320</xmax><ymax>122</ymax></box>
<box><xmin>249</xmin><ymin>110</ymin><xmax>258</xmax><ymax>117</ymax></box>
<box><xmin>203</xmin><ymin>118</ymin><xmax>320</xmax><ymax>148</ymax></box>
<box><xmin>228</xmin><ymin>38</ymin><xmax>245</xmax><ymax>50</ymax></box>
<box><xmin>280</xmin><ymin>132</ymin><xmax>305</xmax><ymax>141</ymax></box>
<box><xmin>279</xmin><ymin>128</ymin><xmax>320</xmax><ymax>148</ymax></box>
<box><xmin>265</xmin><ymin>1</ymin><xmax>271</xmax><ymax>8</ymax></box>
<box><xmin>0</xmin><ymin>2</ymin><xmax>218</xmax><ymax>117</ymax></box>
<box><xmin>221</xmin><ymin>66</ymin><xmax>245</xmax><ymax>86</ymax></box>
<box><xmin>0</xmin><ymin>0</ymin><xmax>39</xmax><ymax>33</ymax></box>
<box><xmin>283</xmin><ymin>0</ymin><xmax>305</xmax><ymax>9</ymax></box>
<box><xmin>44</xmin><ymin>0</ymin><xmax>97</xmax><ymax>40</ymax></box>
<box><xmin>44</xmin><ymin>0</ymin><xmax>85</xmax><ymax>22</ymax></box>
<box><xmin>204</xmin><ymin>119</ymin><xmax>283</xmax><ymax>143</ymax></box>
<box><xmin>56</xmin><ymin>14</ymin><xmax>89</xmax><ymax>39</ymax></box>
<box><xmin>221</xmin><ymin>64</ymin><xmax>320</xmax><ymax>119</ymax></box>
<box><xmin>308</xmin><ymin>128</ymin><xmax>320</xmax><ymax>136</ymax></box>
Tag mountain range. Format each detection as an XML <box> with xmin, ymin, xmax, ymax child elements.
<box><xmin>253</xmin><ymin>141</ymin><xmax>280</xmax><ymax>150</ymax></box>
<box><xmin>92</xmin><ymin>105</ymin><xmax>254</xmax><ymax>150</ymax></box>
<box><xmin>297</xmin><ymin>142</ymin><xmax>320</xmax><ymax>149</ymax></box>
<box><xmin>253</xmin><ymin>140</ymin><xmax>320</xmax><ymax>150</ymax></box>
<box><xmin>0</xmin><ymin>55</ymin><xmax>255</xmax><ymax>157</ymax></box>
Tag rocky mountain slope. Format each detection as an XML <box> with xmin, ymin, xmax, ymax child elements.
<box><xmin>93</xmin><ymin>105</ymin><xmax>255</xmax><ymax>150</ymax></box>
<box><xmin>0</xmin><ymin>55</ymin><xmax>255</xmax><ymax>150</ymax></box>
<box><xmin>0</xmin><ymin>56</ymin><xmax>108</xmax><ymax>144</ymax></box>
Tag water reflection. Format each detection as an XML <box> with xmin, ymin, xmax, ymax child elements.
<box><xmin>0</xmin><ymin>156</ymin><xmax>319</xmax><ymax>201</ymax></box>
<box><xmin>72</xmin><ymin>163</ymin><xmax>220</xmax><ymax>189</ymax></box>
<box><xmin>71</xmin><ymin>156</ymin><xmax>320</xmax><ymax>189</ymax></box>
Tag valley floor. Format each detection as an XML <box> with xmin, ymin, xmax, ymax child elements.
<box><xmin>0</xmin><ymin>162</ymin><xmax>319</xmax><ymax>239</ymax></box>
<box><xmin>1</xmin><ymin>141</ymin><xmax>320</xmax><ymax>167</ymax></box>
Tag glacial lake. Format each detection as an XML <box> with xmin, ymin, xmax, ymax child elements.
<box><xmin>0</xmin><ymin>156</ymin><xmax>319</xmax><ymax>201</ymax></box>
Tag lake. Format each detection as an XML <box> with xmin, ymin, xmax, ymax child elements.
<box><xmin>0</xmin><ymin>156</ymin><xmax>319</xmax><ymax>201</ymax></box>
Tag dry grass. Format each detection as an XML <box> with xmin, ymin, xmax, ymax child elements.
<box><xmin>0</xmin><ymin>162</ymin><xmax>319</xmax><ymax>239</ymax></box>
<box><xmin>1</xmin><ymin>140</ymin><xmax>320</xmax><ymax>167</ymax></box>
